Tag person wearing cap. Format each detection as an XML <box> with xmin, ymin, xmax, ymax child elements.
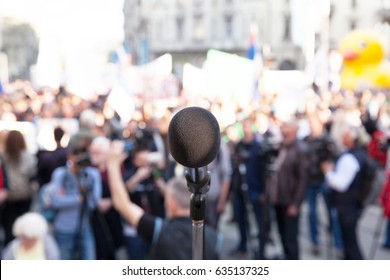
<box><xmin>2</xmin><ymin>212</ymin><xmax>60</xmax><ymax>260</ymax></box>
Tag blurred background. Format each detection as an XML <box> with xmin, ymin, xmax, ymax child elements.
<box><xmin>0</xmin><ymin>0</ymin><xmax>390</xmax><ymax>261</ymax></box>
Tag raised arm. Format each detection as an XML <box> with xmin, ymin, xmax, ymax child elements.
<box><xmin>107</xmin><ymin>141</ymin><xmax>144</xmax><ymax>227</ymax></box>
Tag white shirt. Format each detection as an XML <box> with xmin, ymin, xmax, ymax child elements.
<box><xmin>325</xmin><ymin>153</ymin><xmax>360</xmax><ymax>192</ymax></box>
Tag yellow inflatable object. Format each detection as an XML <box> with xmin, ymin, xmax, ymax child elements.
<box><xmin>339</xmin><ymin>29</ymin><xmax>390</xmax><ymax>90</ymax></box>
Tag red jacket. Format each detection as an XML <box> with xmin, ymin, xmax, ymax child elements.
<box><xmin>381</xmin><ymin>171</ymin><xmax>390</xmax><ymax>218</ymax></box>
<box><xmin>368</xmin><ymin>130</ymin><xmax>387</xmax><ymax>168</ymax></box>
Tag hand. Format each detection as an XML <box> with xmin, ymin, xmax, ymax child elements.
<box><xmin>321</xmin><ymin>161</ymin><xmax>334</xmax><ymax>174</ymax></box>
<box><xmin>0</xmin><ymin>189</ymin><xmax>7</xmax><ymax>204</ymax></box>
<box><xmin>108</xmin><ymin>140</ymin><xmax>128</xmax><ymax>166</ymax></box>
<box><xmin>136</xmin><ymin>166</ymin><xmax>152</xmax><ymax>181</ymax></box>
<box><xmin>287</xmin><ymin>205</ymin><xmax>299</xmax><ymax>217</ymax></box>
<box><xmin>259</xmin><ymin>193</ymin><xmax>266</xmax><ymax>204</ymax></box>
<box><xmin>98</xmin><ymin>198</ymin><xmax>112</xmax><ymax>213</ymax></box>
<box><xmin>216</xmin><ymin>200</ymin><xmax>226</xmax><ymax>214</ymax></box>
<box><xmin>154</xmin><ymin>177</ymin><xmax>166</xmax><ymax>195</ymax></box>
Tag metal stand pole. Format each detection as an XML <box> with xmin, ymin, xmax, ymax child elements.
<box><xmin>185</xmin><ymin>167</ymin><xmax>210</xmax><ymax>260</ymax></box>
<box><xmin>192</xmin><ymin>220</ymin><xmax>204</xmax><ymax>260</ymax></box>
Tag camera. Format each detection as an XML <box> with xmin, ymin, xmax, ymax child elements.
<box><xmin>71</xmin><ymin>146</ymin><xmax>91</xmax><ymax>168</ymax></box>
<box><xmin>75</xmin><ymin>152</ymin><xmax>91</xmax><ymax>168</ymax></box>
<box><xmin>261</xmin><ymin>133</ymin><xmax>280</xmax><ymax>175</ymax></box>
<box><xmin>123</xmin><ymin>138</ymin><xmax>137</xmax><ymax>154</ymax></box>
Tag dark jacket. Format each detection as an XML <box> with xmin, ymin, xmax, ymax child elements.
<box><xmin>149</xmin><ymin>217</ymin><xmax>221</xmax><ymax>260</ymax></box>
<box><xmin>233</xmin><ymin>138</ymin><xmax>266</xmax><ymax>201</ymax></box>
<box><xmin>330</xmin><ymin>147</ymin><xmax>366</xmax><ymax>210</ymax></box>
<box><xmin>273</xmin><ymin>139</ymin><xmax>310</xmax><ymax>207</ymax></box>
<box><xmin>304</xmin><ymin>133</ymin><xmax>338</xmax><ymax>185</ymax></box>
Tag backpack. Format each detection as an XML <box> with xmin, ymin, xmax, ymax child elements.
<box><xmin>355</xmin><ymin>151</ymin><xmax>379</xmax><ymax>208</ymax></box>
<box><xmin>39</xmin><ymin>182</ymin><xmax>57</xmax><ymax>223</ymax></box>
<box><xmin>39</xmin><ymin>170</ymin><xmax>68</xmax><ymax>223</ymax></box>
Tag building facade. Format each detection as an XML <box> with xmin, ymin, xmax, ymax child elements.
<box><xmin>123</xmin><ymin>0</ymin><xmax>390</xmax><ymax>72</ymax></box>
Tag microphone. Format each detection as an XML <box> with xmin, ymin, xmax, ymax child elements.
<box><xmin>167</xmin><ymin>106</ymin><xmax>221</xmax><ymax>260</ymax></box>
<box><xmin>168</xmin><ymin>106</ymin><xmax>220</xmax><ymax>218</ymax></box>
<box><xmin>168</xmin><ymin>106</ymin><xmax>221</xmax><ymax>168</ymax></box>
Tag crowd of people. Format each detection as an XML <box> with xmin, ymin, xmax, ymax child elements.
<box><xmin>0</xmin><ymin>79</ymin><xmax>390</xmax><ymax>260</ymax></box>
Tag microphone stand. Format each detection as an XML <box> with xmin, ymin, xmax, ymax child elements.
<box><xmin>185</xmin><ymin>167</ymin><xmax>210</xmax><ymax>260</ymax></box>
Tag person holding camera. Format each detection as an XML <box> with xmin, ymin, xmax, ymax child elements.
<box><xmin>120</xmin><ymin>143</ymin><xmax>165</xmax><ymax>259</ymax></box>
<box><xmin>304</xmin><ymin>115</ymin><xmax>342</xmax><ymax>256</ymax></box>
<box><xmin>49</xmin><ymin>144</ymin><xmax>102</xmax><ymax>260</ymax></box>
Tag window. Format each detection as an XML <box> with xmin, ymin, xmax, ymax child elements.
<box><xmin>176</xmin><ymin>17</ymin><xmax>184</xmax><ymax>41</ymax></box>
<box><xmin>283</xmin><ymin>15</ymin><xmax>291</xmax><ymax>41</ymax></box>
<box><xmin>225</xmin><ymin>15</ymin><xmax>233</xmax><ymax>40</ymax></box>
<box><xmin>350</xmin><ymin>20</ymin><xmax>357</xmax><ymax>30</ymax></box>
<box><xmin>193</xmin><ymin>15</ymin><xmax>204</xmax><ymax>41</ymax></box>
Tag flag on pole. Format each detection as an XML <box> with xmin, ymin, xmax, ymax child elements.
<box><xmin>247</xmin><ymin>24</ymin><xmax>263</xmax><ymax>101</ymax></box>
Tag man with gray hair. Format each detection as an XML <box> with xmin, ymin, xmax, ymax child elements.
<box><xmin>107</xmin><ymin>140</ymin><xmax>222</xmax><ymax>259</ymax></box>
<box><xmin>68</xmin><ymin>109</ymin><xmax>98</xmax><ymax>150</ymax></box>
<box><xmin>321</xmin><ymin>125</ymin><xmax>366</xmax><ymax>259</ymax></box>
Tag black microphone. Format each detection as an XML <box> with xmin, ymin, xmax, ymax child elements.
<box><xmin>168</xmin><ymin>106</ymin><xmax>221</xmax><ymax>221</ymax></box>
<box><xmin>168</xmin><ymin>106</ymin><xmax>221</xmax><ymax>260</ymax></box>
<box><xmin>168</xmin><ymin>106</ymin><xmax>221</xmax><ymax>168</ymax></box>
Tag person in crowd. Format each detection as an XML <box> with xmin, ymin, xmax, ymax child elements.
<box><xmin>50</xmin><ymin>143</ymin><xmax>102</xmax><ymax>260</ymax></box>
<box><xmin>2</xmin><ymin>212</ymin><xmax>60</xmax><ymax>260</ymax></box>
<box><xmin>381</xmin><ymin>168</ymin><xmax>390</xmax><ymax>250</ymax></box>
<box><xmin>0</xmin><ymin>130</ymin><xmax>9</xmax><ymax>154</ymax></box>
<box><xmin>383</xmin><ymin>131</ymin><xmax>390</xmax><ymax>250</ymax></box>
<box><xmin>228</xmin><ymin>126</ymin><xmax>250</xmax><ymax>256</ymax></box>
<box><xmin>122</xmin><ymin>117</ymin><xmax>166</xmax><ymax>218</ymax></box>
<box><xmin>364</xmin><ymin>118</ymin><xmax>388</xmax><ymax>205</ymax></box>
<box><xmin>270</xmin><ymin>119</ymin><xmax>310</xmax><ymax>260</ymax></box>
<box><xmin>0</xmin><ymin>156</ymin><xmax>9</xmax><ymax>257</ymax></box>
<box><xmin>1</xmin><ymin>130</ymin><xmax>37</xmax><ymax>246</ymax></box>
<box><xmin>321</xmin><ymin>125</ymin><xmax>366</xmax><ymax>259</ymax></box>
<box><xmin>37</xmin><ymin>127</ymin><xmax>68</xmax><ymax>188</ymax></box>
<box><xmin>304</xmin><ymin>114</ymin><xmax>343</xmax><ymax>256</ymax></box>
<box><xmin>231</xmin><ymin>118</ymin><xmax>267</xmax><ymax>259</ymax></box>
<box><xmin>120</xmin><ymin>144</ymin><xmax>165</xmax><ymax>259</ymax></box>
<box><xmin>107</xmin><ymin>140</ymin><xmax>222</xmax><ymax>259</ymax></box>
<box><xmin>89</xmin><ymin>136</ymin><xmax>124</xmax><ymax>260</ymax></box>
<box><xmin>68</xmin><ymin>109</ymin><xmax>98</xmax><ymax>150</ymax></box>
<box><xmin>206</xmin><ymin>138</ymin><xmax>232</xmax><ymax>229</ymax></box>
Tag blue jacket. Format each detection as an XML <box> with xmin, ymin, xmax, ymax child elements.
<box><xmin>50</xmin><ymin>166</ymin><xmax>102</xmax><ymax>233</ymax></box>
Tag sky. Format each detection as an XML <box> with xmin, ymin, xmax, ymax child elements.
<box><xmin>0</xmin><ymin>0</ymin><xmax>124</xmax><ymax>45</ymax></box>
<box><xmin>0</xmin><ymin>0</ymin><xmax>125</xmax><ymax>95</ymax></box>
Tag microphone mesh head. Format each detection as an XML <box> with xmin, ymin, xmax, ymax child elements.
<box><xmin>168</xmin><ymin>107</ymin><xmax>221</xmax><ymax>168</ymax></box>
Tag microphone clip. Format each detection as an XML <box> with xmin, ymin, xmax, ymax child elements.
<box><xmin>185</xmin><ymin>167</ymin><xmax>210</xmax><ymax>221</ymax></box>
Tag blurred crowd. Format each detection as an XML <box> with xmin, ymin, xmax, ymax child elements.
<box><xmin>0</xmin><ymin>79</ymin><xmax>390</xmax><ymax>260</ymax></box>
